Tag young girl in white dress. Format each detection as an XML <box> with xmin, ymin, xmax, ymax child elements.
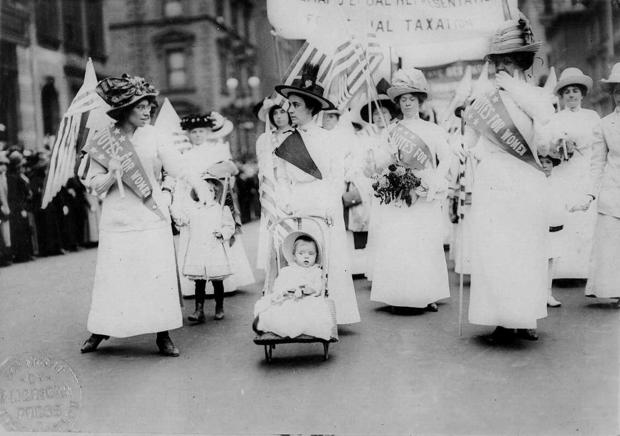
<box><xmin>253</xmin><ymin>233</ymin><xmax>333</xmax><ymax>340</ymax></box>
<box><xmin>175</xmin><ymin>178</ymin><xmax>236</xmax><ymax>322</ymax></box>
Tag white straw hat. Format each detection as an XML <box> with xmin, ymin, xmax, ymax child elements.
<box><xmin>554</xmin><ymin>67</ymin><xmax>593</xmax><ymax>96</ymax></box>
<box><xmin>601</xmin><ymin>62</ymin><xmax>620</xmax><ymax>91</ymax></box>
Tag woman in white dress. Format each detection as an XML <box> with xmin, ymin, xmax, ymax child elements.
<box><xmin>173</xmin><ymin>113</ymin><xmax>255</xmax><ymax>310</ymax></box>
<box><xmin>79</xmin><ymin>75</ymin><xmax>202</xmax><ymax>356</ymax></box>
<box><xmin>369</xmin><ymin>68</ymin><xmax>452</xmax><ymax>311</ymax></box>
<box><xmin>255</xmin><ymin>99</ymin><xmax>293</xmax><ymax>272</ymax></box>
<box><xmin>360</xmin><ymin>93</ymin><xmax>398</xmax><ymax>281</ymax></box>
<box><xmin>546</xmin><ymin>67</ymin><xmax>602</xmax><ymax>284</ymax></box>
<box><xmin>585</xmin><ymin>63</ymin><xmax>620</xmax><ymax>306</ymax></box>
<box><xmin>466</xmin><ymin>19</ymin><xmax>556</xmax><ymax>342</ymax></box>
<box><xmin>273</xmin><ymin>63</ymin><xmax>360</xmax><ymax>325</ymax></box>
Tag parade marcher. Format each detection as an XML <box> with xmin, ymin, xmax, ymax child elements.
<box><xmin>585</xmin><ymin>63</ymin><xmax>620</xmax><ymax>306</ymax></box>
<box><xmin>0</xmin><ymin>152</ymin><xmax>11</xmax><ymax>266</ymax></box>
<box><xmin>274</xmin><ymin>63</ymin><xmax>361</xmax><ymax>325</ymax></box>
<box><xmin>465</xmin><ymin>17</ymin><xmax>556</xmax><ymax>341</ymax></box>
<box><xmin>79</xmin><ymin>74</ymin><xmax>203</xmax><ymax>356</ymax></box>
<box><xmin>175</xmin><ymin>177</ymin><xmax>235</xmax><ymax>322</ymax></box>
<box><xmin>369</xmin><ymin>68</ymin><xmax>452</xmax><ymax>312</ymax></box>
<box><xmin>255</xmin><ymin>99</ymin><xmax>293</xmax><ymax>280</ymax></box>
<box><xmin>6</xmin><ymin>151</ymin><xmax>34</xmax><ymax>263</ymax></box>
<box><xmin>359</xmin><ymin>84</ymin><xmax>399</xmax><ymax>281</ymax></box>
<box><xmin>174</xmin><ymin>112</ymin><xmax>255</xmax><ymax>300</ymax></box>
<box><xmin>547</xmin><ymin>67</ymin><xmax>602</xmax><ymax>280</ymax></box>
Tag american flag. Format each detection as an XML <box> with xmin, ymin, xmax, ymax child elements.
<box><xmin>41</xmin><ymin>59</ymin><xmax>105</xmax><ymax>208</ymax></box>
<box><xmin>327</xmin><ymin>33</ymin><xmax>383</xmax><ymax>110</ymax></box>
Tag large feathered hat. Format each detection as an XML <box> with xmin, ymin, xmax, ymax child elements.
<box><xmin>96</xmin><ymin>74</ymin><xmax>159</xmax><ymax>117</ymax></box>
<box><xmin>600</xmin><ymin>62</ymin><xmax>620</xmax><ymax>92</ymax></box>
<box><xmin>387</xmin><ymin>68</ymin><xmax>429</xmax><ymax>102</ymax></box>
<box><xmin>275</xmin><ymin>63</ymin><xmax>335</xmax><ymax>111</ymax></box>
<box><xmin>180</xmin><ymin>111</ymin><xmax>233</xmax><ymax>139</ymax></box>
<box><xmin>487</xmin><ymin>16</ymin><xmax>541</xmax><ymax>56</ymax></box>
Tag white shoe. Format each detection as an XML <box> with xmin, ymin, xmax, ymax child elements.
<box><xmin>547</xmin><ymin>295</ymin><xmax>562</xmax><ymax>307</ymax></box>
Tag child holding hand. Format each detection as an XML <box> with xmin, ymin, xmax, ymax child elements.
<box><xmin>174</xmin><ymin>177</ymin><xmax>235</xmax><ymax>322</ymax></box>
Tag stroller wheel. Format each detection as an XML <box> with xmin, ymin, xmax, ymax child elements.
<box><xmin>323</xmin><ymin>342</ymin><xmax>329</xmax><ymax>361</ymax></box>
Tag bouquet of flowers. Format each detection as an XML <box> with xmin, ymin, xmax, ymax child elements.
<box><xmin>372</xmin><ymin>163</ymin><xmax>422</xmax><ymax>207</ymax></box>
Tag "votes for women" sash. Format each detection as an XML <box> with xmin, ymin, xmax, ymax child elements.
<box><xmin>83</xmin><ymin>125</ymin><xmax>165</xmax><ymax>219</ymax></box>
<box><xmin>389</xmin><ymin>123</ymin><xmax>435</xmax><ymax>171</ymax></box>
<box><xmin>463</xmin><ymin>90</ymin><xmax>542</xmax><ymax>172</ymax></box>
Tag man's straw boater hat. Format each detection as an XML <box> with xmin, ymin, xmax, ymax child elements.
<box><xmin>96</xmin><ymin>74</ymin><xmax>159</xmax><ymax>118</ymax></box>
<box><xmin>387</xmin><ymin>68</ymin><xmax>429</xmax><ymax>102</ymax></box>
<box><xmin>180</xmin><ymin>112</ymin><xmax>233</xmax><ymax>139</ymax></box>
<box><xmin>554</xmin><ymin>67</ymin><xmax>593</xmax><ymax>96</ymax></box>
<box><xmin>487</xmin><ymin>16</ymin><xmax>541</xmax><ymax>56</ymax></box>
<box><xmin>275</xmin><ymin>62</ymin><xmax>336</xmax><ymax>111</ymax></box>
<box><xmin>600</xmin><ymin>62</ymin><xmax>620</xmax><ymax>92</ymax></box>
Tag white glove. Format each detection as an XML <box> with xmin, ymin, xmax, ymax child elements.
<box><xmin>567</xmin><ymin>194</ymin><xmax>594</xmax><ymax>213</ymax></box>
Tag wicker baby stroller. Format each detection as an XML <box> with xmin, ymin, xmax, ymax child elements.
<box><xmin>253</xmin><ymin>215</ymin><xmax>338</xmax><ymax>362</ymax></box>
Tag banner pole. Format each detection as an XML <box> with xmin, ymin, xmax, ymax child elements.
<box><xmin>458</xmin><ymin>115</ymin><xmax>466</xmax><ymax>337</ymax></box>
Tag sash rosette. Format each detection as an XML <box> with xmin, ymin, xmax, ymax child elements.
<box><xmin>83</xmin><ymin>125</ymin><xmax>165</xmax><ymax>220</ymax></box>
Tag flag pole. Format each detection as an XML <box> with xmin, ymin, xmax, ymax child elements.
<box><xmin>458</xmin><ymin>114</ymin><xmax>466</xmax><ymax>337</ymax></box>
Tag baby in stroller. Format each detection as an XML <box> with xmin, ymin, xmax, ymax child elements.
<box><xmin>253</xmin><ymin>231</ymin><xmax>334</xmax><ymax>341</ymax></box>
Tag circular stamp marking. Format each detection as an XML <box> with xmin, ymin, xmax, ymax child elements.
<box><xmin>0</xmin><ymin>352</ymin><xmax>81</xmax><ymax>432</ymax></box>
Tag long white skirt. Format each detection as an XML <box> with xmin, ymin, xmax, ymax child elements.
<box><xmin>176</xmin><ymin>227</ymin><xmax>255</xmax><ymax>296</ymax></box>
<box><xmin>370</xmin><ymin>199</ymin><xmax>450</xmax><ymax>308</ymax></box>
<box><xmin>468</xmin><ymin>154</ymin><xmax>548</xmax><ymax>329</ymax></box>
<box><xmin>364</xmin><ymin>199</ymin><xmax>381</xmax><ymax>281</ymax></box>
<box><xmin>585</xmin><ymin>213</ymin><xmax>620</xmax><ymax>298</ymax></box>
<box><xmin>554</xmin><ymin>205</ymin><xmax>597</xmax><ymax>278</ymax></box>
<box><xmin>87</xmin><ymin>225</ymin><xmax>182</xmax><ymax>338</ymax></box>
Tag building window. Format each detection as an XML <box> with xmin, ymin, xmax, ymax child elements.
<box><xmin>230</xmin><ymin>1</ymin><xmax>239</xmax><ymax>33</ymax></box>
<box><xmin>86</xmin><ymin>0</ymin><xmax>105</xmax><ymax>59</ymax></box>
<box><xmin>41</xmin><ymin>78</ymin><xmax>60</xmax><ymax>136</ymax></box>
<box><xmin>243</xmin><ymin>5</ymin><xmax>252</xmax><ymax>41</ymax></box>
<box><xmin>0</xmin><ymin>41</ymin><xmax>19</xmax><ymax>144</ymax></box>
<box><xmin>215</xmin><ymin>0</ymin><xmax>225</xmax><ymax>19</ymax></box>
<box><xmin>167</xmin><ymin>49</ymin><xmax>188</xmax><ymax>89</ymax></box>
<box><xmin>163</xmin><ymin>0</ymin><xmax>183</xmax><ymax>17</ymax></box>
<box><xmin>35</xmin><ymin>0</ymin><xmax>60</xmax><ymax>49</ymax></box>
<box><xmin>62</xmin><ymin>0</ymin><xmax>84</xmax><ymax>54</ymax></box>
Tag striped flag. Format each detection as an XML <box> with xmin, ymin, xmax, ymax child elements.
<box><xmin>41</xmin><ymin>58</ymin><xmax>105</xmax><ymax>208</ymax></box>
<box><xmin>327</xmin><ymin>33</ymin><xmax>384</xmax><ymax>110</ymax></box>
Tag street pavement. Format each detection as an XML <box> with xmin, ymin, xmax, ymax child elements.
<box><xmin>0</xmin><ymin>220</ymin><xmax>618</xmax><ymax>435</ymax></box>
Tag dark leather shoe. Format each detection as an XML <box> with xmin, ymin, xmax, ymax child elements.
<box><xmin>80</xmin><ymin>334</ymin><xmax>109</xmax><ymax>353</ymax></box>
<box><xmin>517</xmin><ymin>329</ymin><xmax>539</xmax><ymax>341</ymax></box>
<box><xmin>426</xmin><ymin>303</ymin><xmax>438</xmax><ymax>312</ymax></box>
<box><xmin>188</xmin><ymin>310</ymin><xmax>205</xmax><ymax>323</ymax></box>
<box><xmin>484</xmin><ymin>327</ymin><xmax>514</xmax><ymax>344</ymax></box>
<box><xmin>214</xmin><ymin>306</ymin><xmax>224</xmax><ymax>320</ymax></box>
<box><xmin>156</xmin><ymin>336</ymin><xmax>180</xmax><ymax>357</ymax></box>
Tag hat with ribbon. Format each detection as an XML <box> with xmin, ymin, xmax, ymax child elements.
<box><xmin>601</xmin><ymin>62</ymin><xmax>620</xmax><ymax>91</ymax></box>
<box><xmin>96</xmin><ymin>74</ymin><xmax>159</xmax><ymax>117</ymax></box>
<box><xmin>360</xmin><ymin>78</ymin><xmax>398</xmax><ymax>122</ymax></box>
<box><xmin>487</xmin><ymin>16</ymin><xmax>541</xmax><ymax>56</ymax></box>
<box><xmin>554</xmin><ymin>67</ymin><xmax>593</xmax><ymax>96</ymax></box>
<box><xmin>8</xmin><ymin>151</ymin><xmax>25</xmax><ymax>169</ymax></box>
<box><xmin>180</xmin><ymin>112</ymin><xmax>234</xmax><ymax>139</ymax></box>
<box><xmin>275</xmin><ymin>63</ymin><xmax>336</xmax><ymax>111</ymax></box>
<box><xmin>387</xmin><ymin>68</ymin><xmax>429</xmax><ymax>102</ymax></box>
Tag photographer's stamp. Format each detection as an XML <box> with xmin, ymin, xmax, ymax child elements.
<box><xmin>0</xmin><ymin>352</ymin><xmax>81</xmax><ymax>432</ymax></box>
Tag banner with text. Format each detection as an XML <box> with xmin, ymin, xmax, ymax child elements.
<box><xmin>268</xmin><ymin>0</ymin><xmax>516</xmax><ymax>66</ymax></box>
